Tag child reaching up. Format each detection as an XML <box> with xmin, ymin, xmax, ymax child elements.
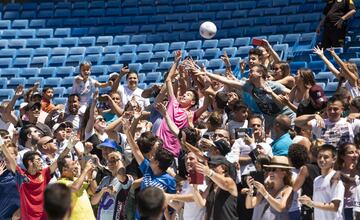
<box><xmin>72</xmin><ymin>61</ymin><xmax>113</xmax><ymax>113</ymax></box>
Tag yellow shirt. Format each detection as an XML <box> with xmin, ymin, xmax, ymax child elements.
<box><xmin>57</xmin><ymin>178</ymin><xmax>96</xmax><ymax>220</ymax></box>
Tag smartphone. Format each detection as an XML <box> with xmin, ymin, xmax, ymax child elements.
<box><xmin>250</xmin><ymin>171</ymin><xmax>265</xmax><ymax>184</ymax></box>
<box><xmin>98</xmin><ymin>96</ymin><xmax>107</xmax><ymax>102</ymax></box>
<box><xmin>252</xmin><ymin>38</ymin><xmax>266</xmax><ymax>47</ymax></box>
<box><xmin>248</xmin><ymin>149</ymin><xmax>259</xmax><ymax>164</ymax></box>
<box><xmin>234</xmin><ymin>128</ymin><xmax>253</xmax><ymax>139</ymax></box>
<box><xmin>189</xmin><ymin>169</ymin><xmax>204</xmax><ymax>184</ymax></box>
<box><xmin>123</xmin><ymin>63</ymin><xmax>129</xmax><ymax>68</ymax></box>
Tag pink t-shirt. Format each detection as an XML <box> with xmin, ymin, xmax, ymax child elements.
<box><xmin>157</xmin><ymin>96</ymin><xmax>193</xmax><ymax>157</ymax></box>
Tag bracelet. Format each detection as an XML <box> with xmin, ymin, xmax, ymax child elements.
<box><xmin>208</xmin><ymin>170</ymin><xmax>214</xmax><ymax>178</ymax></box>
<box><xmin>307</xmin><ymin>201</ymin><xmax>314</xmax><ymax>208</ymax></box>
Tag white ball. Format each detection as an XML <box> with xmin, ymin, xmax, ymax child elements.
<box><xmin>199</xmin><ymin>21</ymin><xmax>217</xmax><ymax>39</ymax></box>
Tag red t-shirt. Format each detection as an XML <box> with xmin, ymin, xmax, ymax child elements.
<box><xmin>15</xmin><ymin>166</ymin><xmax>51</xmax><ymax>220</ymax></box>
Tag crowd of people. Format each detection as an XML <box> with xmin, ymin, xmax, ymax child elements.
<box><xmin>0</xmin><ymin>1</ymin><xmax>359</xmax><ymax>219</ymax></box>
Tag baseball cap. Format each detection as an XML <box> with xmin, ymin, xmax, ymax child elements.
<box><xmin>208</xmin><ymin>155</ymin><xmax>237</xmax><ymax>181</ymax></box>
<box><xmin>96</xmin><ymin>138</ymin><xmax>123</xmax><ymax>153</ymax></box>
<box><xmin>52</xmin><ymin>122</ymin><xmax>66</xmax><ymax>133</ymax></box>
<box><xmin>213</xmin><ymin>139</ymin><xmax>231</xmax><ymax>156</ymax></box>
<box><xmin>25</xmin><ymin>102</ymin><xmax>41</xmax><ymax>111</ymax></box>
<box><xmin>31</xmin><ymin>92</ymin><xmax>42</xmax><ymax>99</ymax></box>
<box><xmin>309</xmin><ymin>85</ymin><xmax>328</xmax><ymax>105</ymax></box>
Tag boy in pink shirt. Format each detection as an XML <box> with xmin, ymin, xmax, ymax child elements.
<box><xmin>156</xmin><ymin>51</ymin><xmax>208</xmax><ymax>157</ymax></box>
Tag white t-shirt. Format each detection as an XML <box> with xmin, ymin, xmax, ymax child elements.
<box><xmin>181</xmin><ymin>180</ymin><xmax>207</xmax><ymax>220</ymax></box>
<box><xmin>0</xmin><ymin>117</ymin><xmax>16</xmax><ymax>137</ymax></box>
<box><xmin>71</xmin><ymin>76</ymin><xmax>97</xmax><ymax>109</ymax></box>
<box><xmin>352</xmin><ymin>178</ymin><xmax>360</xmax><ymax>213</ymax></box>
<box><xmin>313</xmin><ymin>170</ymin><xmax>345</xmax><ymax>220</ymax></box>
<box><xmin>117</xmin><ymin>85</ymin><xmax>150</xmax><ymax>109</ymax></box>
<box><xmin>226</xmin><ymin>120</ymin><xmax>248</xmax><ymax>140</ymax></box>
<box><xmin>311</xmin><ymin>118</ymin><xmax>354</xmax><ymax>148</ymax></box>
<box><xmin>65</xmin><ymin>113</ymin><xmax>82</xmax><ymax>132</ymax></box>
<box><xmin>344</xmin><ymin>81</ymin><xmax>360</xmax><ymax>99</ymax></box>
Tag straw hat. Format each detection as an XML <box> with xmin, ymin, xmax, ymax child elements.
<box><xmin>263</xmin><ymin>156</ymin><xmax>294</xmax><ymax>169</ymax></box>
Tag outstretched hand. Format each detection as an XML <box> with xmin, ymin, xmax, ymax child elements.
<box><xmin>313</xmin><ymin>46</ymin><xmax>324</xmax><ymax>56</ymax></box>
<box><xmin>155</xmin><ymin>102</ymin><xmax>167</xmax><ymax>116</ymax></box>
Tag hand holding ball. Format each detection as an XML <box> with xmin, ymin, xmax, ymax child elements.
<box><xmin>199</xmin><ymin>21</ymin><xmax>217</xmax><ymax>39</ymax></box>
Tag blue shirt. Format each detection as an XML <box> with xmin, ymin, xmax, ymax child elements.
<box><xmin>271</xmin><ymin>133</ymin><xmax>292</xmax><ymax>156</ymax></box>
<box><xmin>139</xmin><ymin>159</ymin><xmax>176</xmax><ymax>194</ymax></box>
<box><xmin>0</xmin><ymin>170</ymin><xmax>20</xmax><ymax>220</ymax></box>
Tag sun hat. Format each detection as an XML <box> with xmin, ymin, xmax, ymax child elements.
<box><xmin>263</xmin><ymin>156</ymin><xmax>294</xmax><ymax>169</ymax></box>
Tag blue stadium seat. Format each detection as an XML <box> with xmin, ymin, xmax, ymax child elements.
<box><xmin>153</xmin><ymin>43</ymin><xmax>169</xmax><ymax>52</ymax></box>
<box><xmin>188</xmin><ymin>49</ymin><xmax>205</xmax><ymax>60</ymax></box>
<box><xmin>54</xmin><ymin>28</ymin><xmax>71</xmax><ymax>38</ymax></box>
<box><xmin>18</xmin><ymin>29</ymin><xmax>36</xmax><ymax>39</ymax></box>
<box><xmin>137</xmin><ymin>44</ymin><xmax>154</xmax><ymax>53</ymax></box>
<box><xmin>202</xmin><ymin>40</ymin><xmax>218</xmax><ymax>49</ymax></box>
<box><xmin>0</xmin><ymin>89</ymin><xmax>15</xmax><ymax>101</ymax></box>
<box><xmin>1</xmin><ymin>68</ymin><xmax>20</xmax><ymax>78</ymax></box>
<box><xmin>69</xmin><ymin>47</ymin><xmax>86</xmax><ymax>56</ymax></box>
<box><xmin>207</xmin><ymin>59</ymin><xmax>224</xmax><ymax>69</ymax></box>
<box><xmin>169</xmin><ymin>41</ymin><xmax>185</xmax><ymax>52</ymax></box>
<box><xmin>13</xmin><ymin>57</ymin><xmax>30</xmax><ymax>68</ymax></box>
<box><xmin>71</xmin><ymin>28</ymin><xmax>88</xmax><ymax>37</ymax></box>
<box><xmin>157</xmin><ymin>61</ymin><xmax>173</xmax><ymax>73</ymax></box>
<box><xmin>140</xmin><ymin>24</ymin><xmax>156</xmax><ymax>33</ymax></box>
<box><xmin>150</xmin><ymin>51</ymin><xmax>170</xmax><ymax>63</ymax></box>
<box><xmin>203</xmin><ymin>48</ymin><xmax>220</xmax><ymax>60</ymax></box>
<box><xmin>294</xmin><ymin>23</ymin><xmax>310</xmax><ymax>33</ymax></box>
<box><xmin>52</xmin><ymin>87</ymin><xmax>66</xmax><ymax>98</ymax></box>
<box><xmin>0</xmin><ymin>58</ymin><xmax>13</xmax><ymax>68</ymax></box>
<box><xmin>0</xmin><ymin>40</ymin><xmax>8</xmax><ymax>50</ymax></box>
<box><xmin>108</xmin><ymin>64</ymin><xmax>123</xmax><ymax>74</ymax></box>
<box><xmin>0</xmin><ymin>49</ymin><xmax>16</xmax><ymax>59</ymax></box>
<box><xmin>268</xmin><ymin>34</ymin><xmax>284</xmax><ymax>45</ymax></box>
<box><xmin>19</xmin><ymin>68</ymin><xmax>40</xmax><ymax>78</ymax></box>
<box><xmin>101</xmin><ymin>54</ymin><xmax>119</xmax><ymax>65</ymax></box>
<box><xmin>39</xmin><ymin>67</ymin><xmax>56</xmax><ymax>78</ymax></box>
<box><xmin>65</xmin><ymin>55</ymin><xmax>83</xmax><ymax>67</ymax></box>
<box><xmin>2</xmin><ymin>30</ymin><xmax>18</xmax><ymax>39</ymax></box>
<box><xmin>91</xmin><ymin>65</ymin><xmax>108</xmax><ymax>76</ymax></box>
<box><xmin>163</xmin><ymin>33</ymin><xmax>180</xmax><ymax>42</ymax></box>
<box><xmin>130</xmin><ymin>35</ymin><xmax>147</xmax><ymax>44</ymax></box>
<box><xmin>119</xmin><ymin>45</ymin><xmax>137</xmax><ymax>53</ymax></box>
<box><xmin>44</xmin><ymin>77</ymin><xmax>61</xmax><ymax>88</ymax></box>
<box><xmin>122</xmin><ymin>26</ymin><xmax>139</xmax><ymax>34</ymax></box>
<box><xmin>46</xmin><ymin>19</ymin><xmax>63</xmax><ymax>28</ymax></box>
<box><xmin>49</xmin><ymin>56</ymin><xmax>66</xmax><ymax>67</ymax></box>
<box><xmin>103</xmin><ymin>45</ymin><xmax>120</xmax><ymax>54</ymax></box>
<box><xmin>85</xmin><ymin>54</ymin><xmax>101</xmax><ymax>65</ymax></box>
<box><xmin>12</xmin><ymin>20</ymin><xmax>28</xmax><ymax>29</ymax></box>
<box><xmin>222</xmin><ymin>47</ymin><xmax>237</xmax><ymax>57</ymax></box>
<box><xmin>33</xmin><ymin>48</ymin><xmax>50</xmax><ymax>57</ymax></box>
<box><xmin>128</xmin><ymin>63</ymin><xmax>142</xmax><ymax>73</ymax></box>
<box><xmin>72</xmin><ymin>9</ymin><xmax>88</xmax><ymax>18</ymax></box>
<box><xmin>234</xmin><ymin>37</ymin><xmax>251</xmax><ymax>47</ymax></box>
<box><xmin>218</xmin><ymin>38</ymin><xmax>234</xmax><ymax>49</ymax></box>
<box><xmin>86</xmin><ymin>46</ymin><xmax>103</xmax><ymax>55</ymax></box>
<box><xmin>295</xmin><ymin>32</ymin><xmax>317</xmax><ymax>51</ymax></box>
<box><xmin>0</xmin><ymin>20</ymin><xmax>11</xmax><ymax>30</ymax></box>
<box><xmin>140</xmin><ymin>62</ymin><xmax>158</xmax><ymax>73</ymax></box>
<box><xmin>185</xmin><ymin>40</ymin><xmax>202</xmax><ymax>50</ymax></box>
<box><xmin>290</xmin><ymin>61</ymin><xmax>307</xmax><ymax>74</ymax></box>
<box><xmin>73</xmin><ymin>2</ymin><xmax>88</xmax><ymax>9</ymax></box>
<box><xmin>315</xmin><ymin>72</ymin><xmax>335</xmax><ymax>84</ymax></box>
<box><xmin>30</xmin><ymin>56</ymin><xmax>48</xmax><ymax>68</ymax></box>
<box><xmin>16</xmin><ymin>49</ymin><xmax>33</xmax><ymax>58</ymax></box>
<box><xmin>61</xmin><ymin>37</ymin><xmax>78</xmax><ymax>47</ymax></box>
<box><xmin>308</xmin><ymin>61</ymin><xmax>325</xmax><ymax>73</ymax></box>
<box><xmin>53</xmin><ymin>97</ymin><xmax>67</xmax><ymax>105</ymax></box>
<box><xmin>0</xmin><ymin>78</ymin><xmax>7</xmax><ymax>89</ymax></box>
<box><xmin>196</xmin><ymin>59</ymin><xmax>209</xmax><ymax>68</ymax></box>
<box><xmin>136</xmin><ymin>52</ymin><xmax>153</xmax><ymax>63</ymax></box>
<box><xmin>283</xmin><ymin>33</ymin><xmax>301</xmax><ymax>50</ymax></box>
<box><xmin>236</xmin><ymin>46</ymin><xmax>253</xmax><ymax>57</ymax></box>
<box><xmin>25</xmin><ymin>39</ymin><xmax>42</xmax><ymax>49</ymax></box>
<box><xmin>43</xmin><ymin>38</ymin><xmax>61</xmax><ymax>48</ymax></box>
<box><xmin>144</xmin><ymin>72</ymin><xmax>162</xmax><ymax>83</ymax></box>
<box><xmin>96</xmin><ymin>75</ymin><xmax>109</xmax><ymax>84</ymax></box>
<box><xmin>273</xmin><ymin>44</ymin><xmax>289</xmax><ymax>61</ymax></box>
<box><xmin>7</xmin><ymin>77</ymin><xmax>26</xmax><ymax>89</ymax></box>
<box><xmin>324</xmin><ymin>82</ymin><xmax>338</xmax><ymax>96</ymax></box>
<box><xmin>26</xmin><ymin>77</ymin><xmax>44</xmax><ymax>88</ymax></box>
<box><xmin>78</xmin><ymin>37</ymin><xmax>96</xmax><ymax>47</ymax></box>
<box><xmin>119</xmin><ymin>53</ymin><xmax>136</xmax><ymax>63</ymax></box>
<box><xmin>29</xmin><ymin>20</ymin><xmax>45</xmax><ymax>29</ymax></box>
<box><xmin>56</xmin><ymin>2</ymin><xmax>72</xmax><ymax>9</ymax></box>
<box><xmin>96</xmin><ymin>36</ymin><xmax>113</xmax><ymax>46</ymax></box>
<box><xmin>4</xmin><ymin>12</ymin><xmax>20</xmax><ymax>20</ymax></box>
<box><xmin>51</xmin><ymin>47</ymin><xmax>69</xmax><ymax>57</ymax></box>
<box><xmin>349</xmin><ymin>58</ymin><xmax>360</xmax><ymax>68</ymax></box>
<box><xmin>55</xmin><ymin>67</ymin><xmax>75</xmax><ymax>78</ymax></box>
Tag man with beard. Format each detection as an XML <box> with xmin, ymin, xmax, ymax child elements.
<box><xmin>17</xmin><ymin>124</ymin><xmax>42</xmax><ymax>168</ymax></box>
<box><xmin>0</xmin><ymin>136</ymin><xmax>79</xmax><ymax>220</ymax></box>
<box><xmin>64</xmin><ymin>94</ymin><xmax>83</xmax><ymax>132</ymax></box>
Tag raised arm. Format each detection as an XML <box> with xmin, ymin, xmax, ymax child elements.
<box><xmin>156</xmin><ymin>103</ymin><xmax>180</xmax><ymax>136</ymax></box>
<box><xmin>85</xmin><ymin>90</ymin><xmax>98</xmax><ymax>133</ymax></box>
<box><xmin>313</xmin><ymin>46</ymin><xmax>340</xmax><ymax>78</ymax></box>
<box><xmin>206</xmin><ymin>71</ymin><xmax>245</xmax><ymax>89</ymax></box>
<box><xmin>0</xmin><ymin>143</ymin><xmax>16</xmax><ymax>173</ymax></box>
<box><xmin>196</xmin><ymin>162</ymin><xmax>238</xmax><ymax>197</ymax></box>
<box><xmin>263</xmin><ymin>39</ymin><xmax>281</xmax><ymax>63</ymax></box>
<box><xmin>3</xmin><ymin>85</ymin><xmax>23</xmax><ymax>125</ymax></box>
<box><xmin>294</xmin><ymin>114</ymin><xmax>321</xmax><ymax>130</ymax></box>
<box><xmin>50</xmin><ymin>136</ymin><xmax>79</xmax><ymax>174</ymax></box>
<box><xmin>111</xmin><ymin>66</ymin><xmax>130</xmax><ymax>93</ymax></box>
<box><xmin>122</xmin><ymin>119</ymin><xmax>145</xmax><ymax>165</ymax></box>
<box><xmin>102</xmin><ymin>94</ymin><xmax>124</xmax><ymax>116</ymax></box>
<box><xmin>194</xmin><ymin>95</ymin><xmax>210</xmax><ymax>120</ymax></box>
<box><xmin>95</xmin><ymin>79</ymin><xmax>113</xmax><ymax>88</ymax></box>
<box><xmin>329</xmin><ymin>48</ymin><xmax>358</xmax><ymax>86</ymax></box>
<box><xmin>166</xmin><ymin>51</ymin><xmax>182</xmax><ymax>98</ymax></box>
<box><xmin>71</xmin><ymin>160</ymin><xmax>95</xmax><ymax>192</ymax></box>
<box><xmin>292</xmin><ymin>165</ymin><xmax>308</xmax><ymax>192</ymax></box>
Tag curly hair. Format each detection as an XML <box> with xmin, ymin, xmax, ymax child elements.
<box><xmin>288</xmin><ymin>144</ymin><xmax>310</xmax><ymax>169</ymax></box>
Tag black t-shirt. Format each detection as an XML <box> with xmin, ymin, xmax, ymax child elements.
<box><xmin>323</xmin><ymin>0</ymin><xmax>356</xmax><ymax>25</ymax></box>
<box><xmin>302</xmin><ymin>163</ymin><xmax>320</xmax><ymax>197</ymax></box>
<box><xmin>206</xmin><ymin>187</ymin><xmax>238</xmax><ymax>220</ymax></box>
<box><xmin>296</xmin><ymin>102</ymin><xmax>326</xmax><ymax>117</ymax></box>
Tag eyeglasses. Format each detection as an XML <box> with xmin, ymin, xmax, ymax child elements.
<box><xmin>108</xmin><ymin>158</ymin><xmax>120</xmax><ymax>164</ymax></box>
